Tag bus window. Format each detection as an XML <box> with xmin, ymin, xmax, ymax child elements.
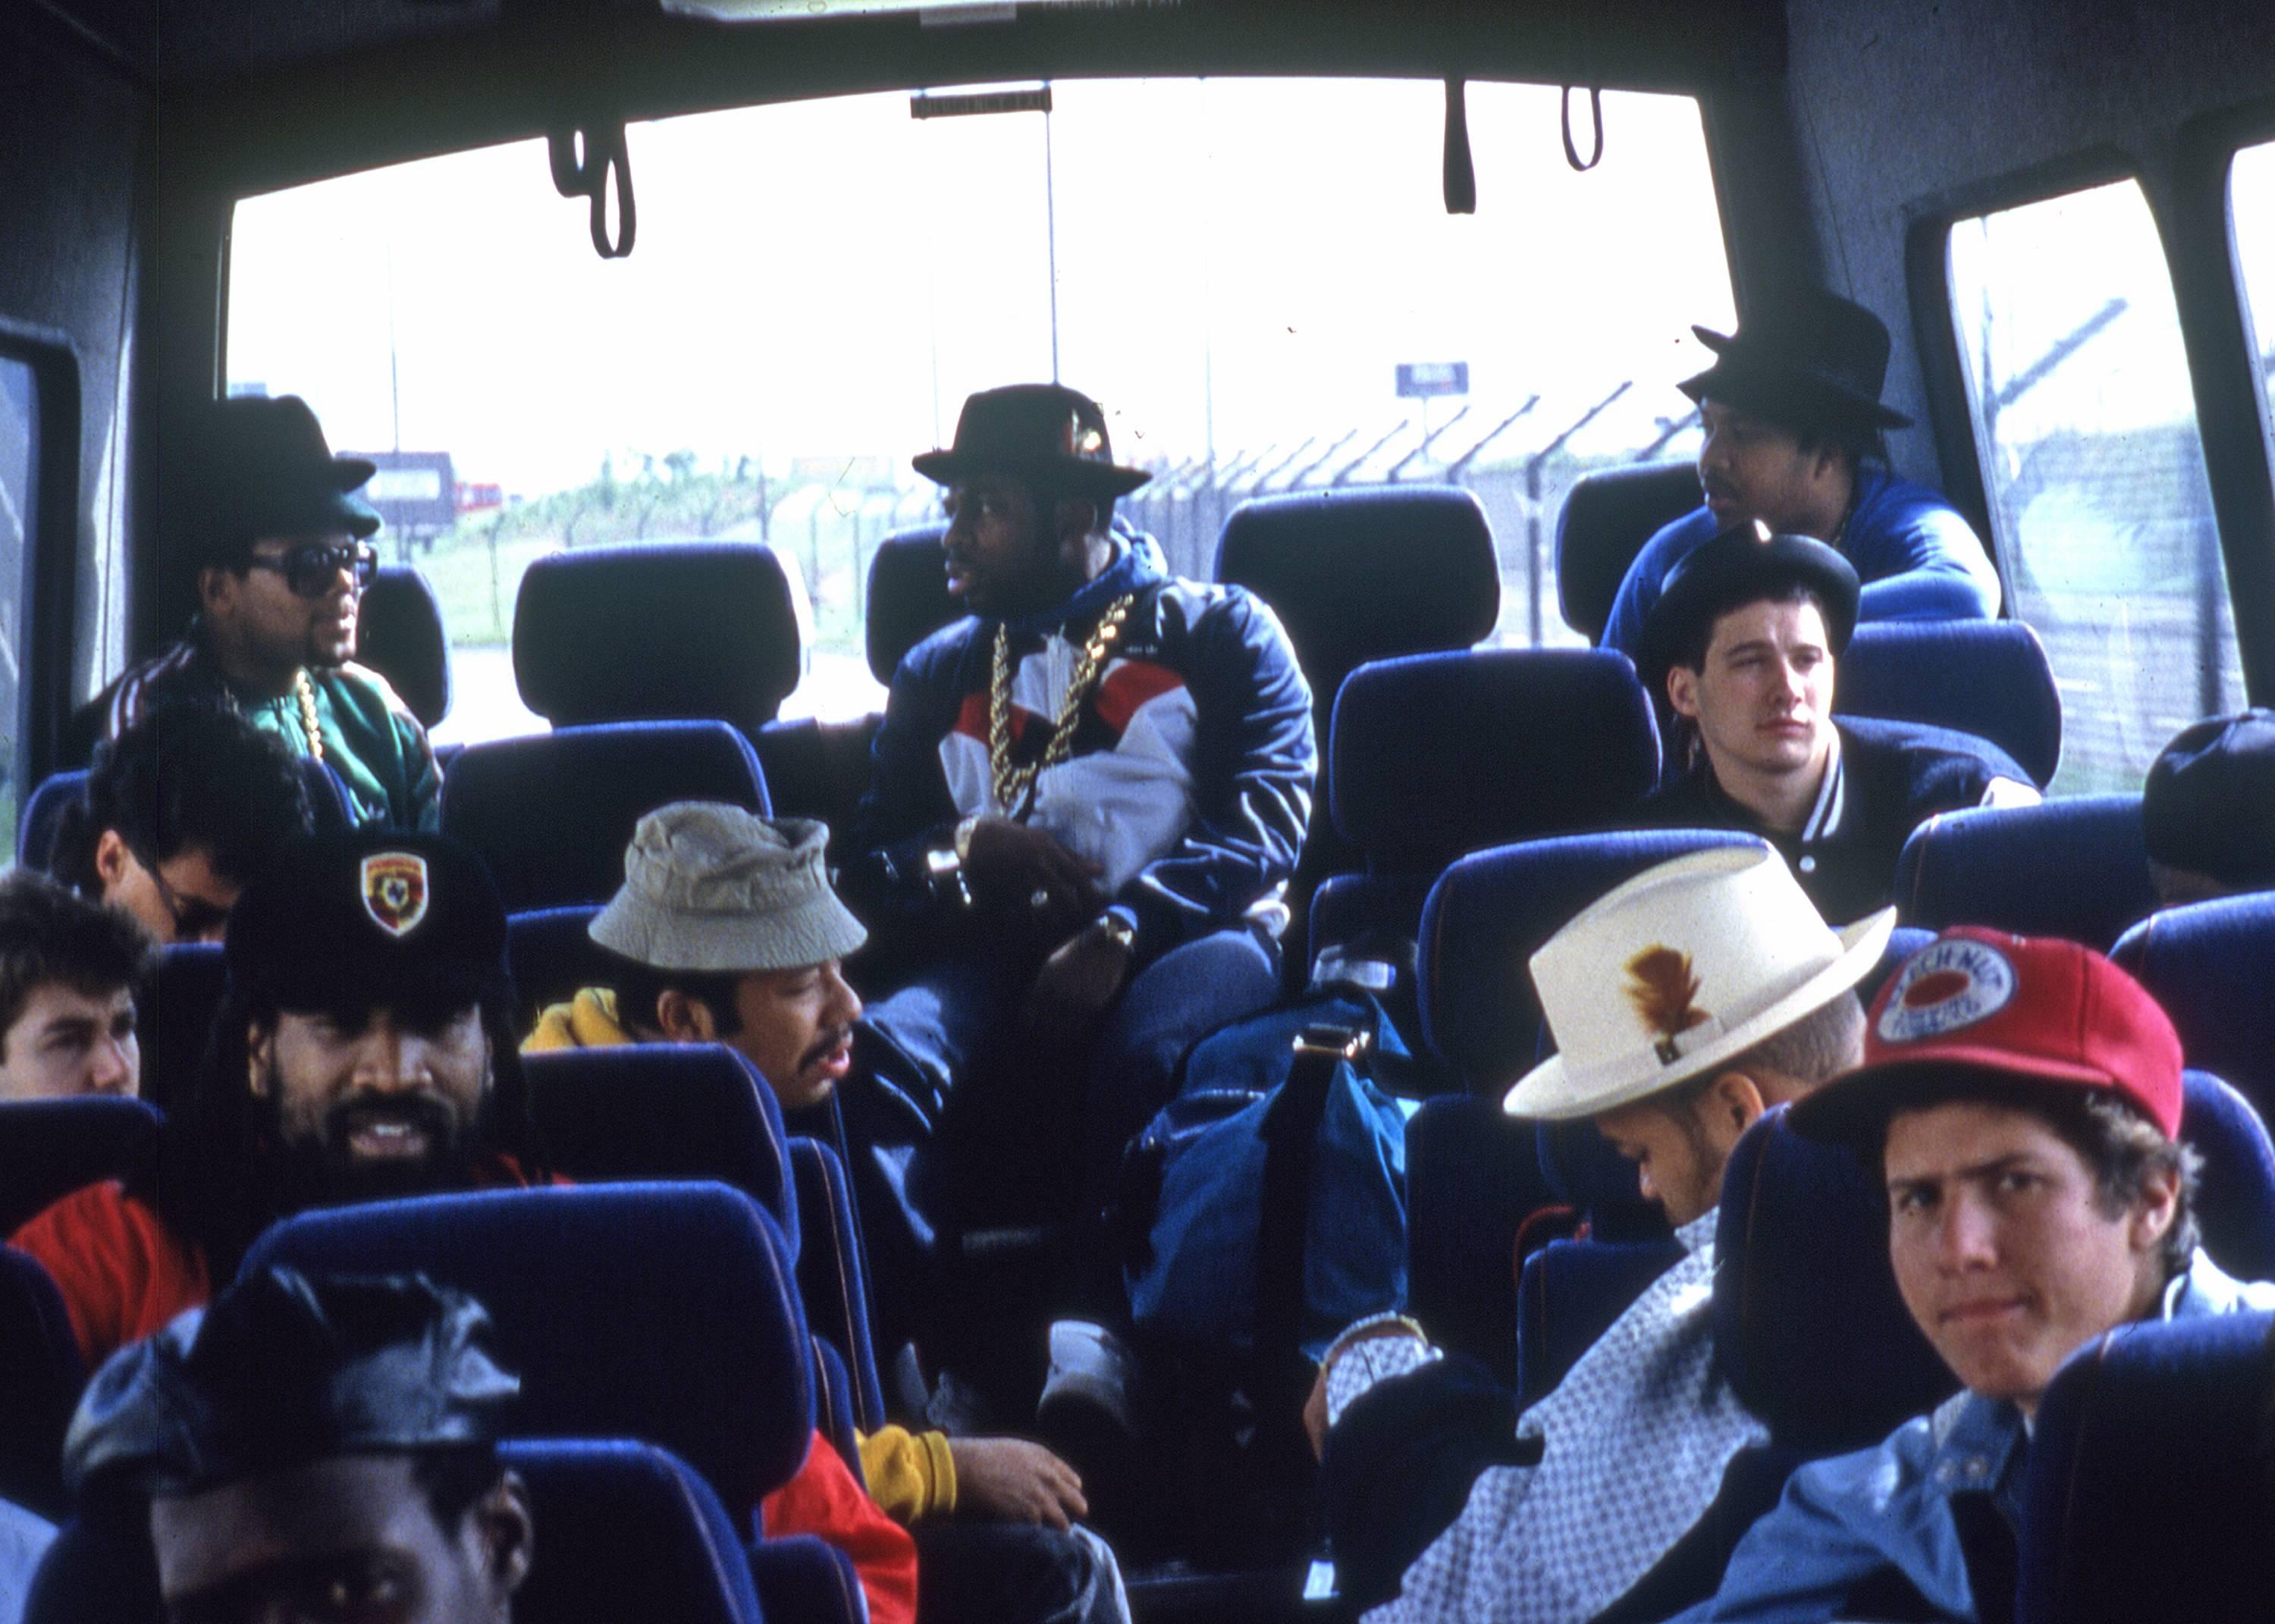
<box><xmin>0</xmin><ymin>356</ymin><xmax>32</xmax><ymax>851</ymax></box>
<box><xmin>224</xmin><ymin>79</ymin><xmax>1731</xmax><ymax>744</ymax></box>
<box><xmin>2233</xmin><ymin>139</ymin><xmax>2275</xmax><ymax>465</ymax></box>
<box><xmin>1948</xmin><ymin>179</ymin><xmax>2243</xmax><ymax>796</ymax></box>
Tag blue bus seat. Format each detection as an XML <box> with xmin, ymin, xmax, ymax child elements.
<box><xmin>240</xmin><ymin>1184</ymin><xmax>814</xmax><ymax>1531</ymax></box>
<box><xmin>513</xmin><ymin>541</ymin><xmax>802</xmax><ymax>735</ymax></box>
<box><xmin>809</xmin><ymin>1333</ymin><xmax>866</xmax><ymax>1485</ymax></box>
<box><xmin>522</xmin><ymin>1045</ymin><xmax>797</xmax><ymax>1260</ymax></box>
<box><xmin>440</xmin><ymin>721</ymin><xmax>770</xmax><ymax>913</ymax></box>
<box><xmin>505</xmin><ymin>1439</ymin><xmax>767</xmax><ymax>1624</ymax></box>
<box><xmin>865</xmin><ymin>521</ymin><xmax>960</xmax><ymax>685</ymax></box>
<box><xmin>788</xmin><ymin>1136</ymin><xmax>886</xmax><ymax>1434</ymax></box>
<box><xmin>1838</xmin><ymin>621</ymin><xmax>2062</xmax><ymax>788</ymax></box>
<box><xmin>0</xmin><ymin>1096</ymin><xmax>162</xmax><ymax>1237</ymax></box>
<box><xmin>17</xmin><ymin>753</ymin><xmax>350</xmax><ymax>873</ymax></box>
<box><xmin>1401</xmin><ymin>1095</ymin><xmax>1552</xmax><ymax>1390</ymax></box>
<box><xmin>140</xmin><ymin>941</ymin><xmax>225</xmax><ymax>1118</ymax></box>
<box><xmin>0</xmin><ymin>1246</ymin><xmax>83</xmax><ymax>1522</ymax></box>
<box><xmin>2178</xmin><ymin>1070</ymin><xmax>2275</xmax><ymax>1281</ymax></box>
<box><xmin>360</xmin><ymin>564</ymin><xmax>452</xmax><ymax>730</ymax></box>
<box><xmin>1894</xmin><ymin>795</ymin><xmax>2157</xmax><ymax>950</ymax></box>
<box><xmin>505</xmin><ymin>905</ymin><xmax>614</xmax><ymax>1030</ymax></box>
<box><xmin>1514</xmin><ymin>1235</ymin><xmax>1687</xmax><ymax>1407</ymax></box>
<box><xmin>1553</xmin><ymin>460</ymin><xmax>1701</xmax><ymax>646</ymax></box>
<box><xmin>2111</xmin><ymin>892</ymin><xmax>2275</xmax><ymax>1117</ymax></box>
<box><xmin>747</xmin><ymin>1533</ymin><xmax>864</xmax><ymax>1624</ymax></box>
<box><xmin>2016</xmin><ymin>1309</ymin><xmax>2275</xmax><ymax>1624</ymax></box>
<box><xmin>22</xmin><ymin>1516</ymin><xmax>159</xmax><ymax>1624</ymax></box>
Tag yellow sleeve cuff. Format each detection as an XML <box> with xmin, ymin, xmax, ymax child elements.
<box><xmin>855</xmin><ymin>1425</ymin><xmax>958</xmax><ymax>1524</ymax></box>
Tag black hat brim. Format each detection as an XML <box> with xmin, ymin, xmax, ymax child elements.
<box><xmin>911</xmin><ymin>449</ymin><xmax>1151</xmax><ymax>498</ymax></box>
<box><xmin>1682</xmin><ymin>327</ymin><xmax>1913</xmax><ymax>432</ymax></box>
<box><xmin>1638</xmin><ymin>528</ymin><xmax>1862</xmax><ymax>688</ymax></box>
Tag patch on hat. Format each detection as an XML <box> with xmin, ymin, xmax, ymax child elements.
<box><xmin>360</xmin><ymin>852</ymin><xmax>430</xmax><ymax>939</ymax></box>
<box><xmin>1876</xmin><ymin>936</ymin><xmax>2016</xmax><ymax>1045</ymax></box>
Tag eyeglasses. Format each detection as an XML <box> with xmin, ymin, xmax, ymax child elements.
<box><xmin>131</xmin><ymin>846</ymin><xmax>232</xmax><ymax>943</ymax></box>
<box><xmin>246</xmin><ymin>540</ymin><xmax>378</xmax><ymax>597</ymax></box>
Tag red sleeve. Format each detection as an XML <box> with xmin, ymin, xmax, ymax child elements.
<box><xmin>10</xmin><ymin>1183</ymin><xmax>211</xmax><ymax>1369</ymax></box>
<box><xmin>759</xmin><ymin>1429</ymin><xmax>919</xmax><ymax>1624</ymax></box>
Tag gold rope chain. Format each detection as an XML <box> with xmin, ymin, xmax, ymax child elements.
<box><xmin>989</xmin><ymin>592</ymin><xmax>1137</xmax><ymax>815</ymax></box>
<box><xmin>294</xmin><ymin>669</ymin><xmax>325</xmax><ymax>763</ymax></box>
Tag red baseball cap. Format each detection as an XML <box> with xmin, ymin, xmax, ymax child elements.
<box><xmin>1789</xmin><ymin>926</ymin><xmax>2184</xmax><ymax>1146</ymax></box>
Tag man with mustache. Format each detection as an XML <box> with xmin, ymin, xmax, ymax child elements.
<box><xmin>1670</xmin><ymin>929</ymin><xmax>2275</xmax><ymax>1622</ymax></box>
<box><xmin>87</xmin><ymin>393</ymin><xmax>439</xmax><ymax>831</ymax></box>
<box><xmin>1633</xmin><ymin>525</ymin><xmax>2035</xmax><ymax>923</ymax></box>
<box><xmin>1600</xmin><ymin>288</ymin><xmax>1999</xmax><ymax>660</ymax></box>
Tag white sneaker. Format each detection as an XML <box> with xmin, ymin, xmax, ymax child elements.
<box><xmin>1037</xmin><ymin>1319</ymin><xmax>1141</xmax><ymax>1437</ymax></box>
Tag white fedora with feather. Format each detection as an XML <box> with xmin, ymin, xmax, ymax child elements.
<box><xmin>1505</xmin><ymin>844</ymin><xmax>1894</xmax><ymax>1121</ymax></box>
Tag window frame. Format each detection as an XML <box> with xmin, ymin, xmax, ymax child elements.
<box><xmin>0</xmin><ymin>315</ymin><xmax>83</xmax><ymax>804</ymax></box>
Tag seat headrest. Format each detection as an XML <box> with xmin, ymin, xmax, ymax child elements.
<box><xmin>439</xmin><ymin>722</ymin><xmax>770</xmax><ymax>913</ymax></box>
<box><xmin>0</xmin><ymin>1096</ymin><xmax>164</xmax><ymax>1237</ymax></box>
<box><xmin>866</xmin><ymin>522</ymin><xmax>964</xmax><ymax>684</ymax></box>
<box><xmin>2113</xmin><ymin>892</ymin><xmax>2275</xmax><ymax>1121</ymax></box>
<box><xmin>1554</xmin><ymin>462</ymin><xmax>1702</xmax><ymax>643</ymax></box>
<box><xmin>139</xmin><ymin>942</ymin><xmax>227</xmax><ymax>1119</ymax></box>
<box><xmin>17</xmin><ymin>770</ymin><xmax>86</xmax><ymax>870</ymax></box>
<box><xmin>524</xmin><ymin>1045</ymin><xmax>797</xmax><ymax>1259</ymax></box>
<box><xmin>1712</xmin><ymin>1106</ymin><xmax>1957</xmax><ymax>1453</ymax></box>
<box><xmin>241</xmin><ymin>1183</ymin><xmax>814</xmax><ymax>1517</ymax></box>
<box><xmin>1839</xmin><ymin>621</ymin><xmax>2061</xmax><ymax>787</ymax></box>
<box><xmin>2018</xmin><ymin>1309</ymin><xmax>2275</xmax><ymax>1624</ymax></box>
<box><xmin>1214</xmin><ymin>485</ymin><xmax>1500</xmax><ymax>713</ymax></box>
<box><xmin>1895</xmin><ymin>793</ymin><xmax>2157</xmax><ymax>951</ymax></box>
<box><xmin>1418</xmin><ymin>829</ymin><xmax>1764</xmax><ymax>1093</ymax></box>
<box><xmin>1330</xmin><ymin>650</ymin><xmax>1660</xmax><ymax>864</ymax></box>
<box><xmin>359</xmin><ymin>566</ymin><xmax>453</xmax><ymax>729</ymax></box>
<box><xmin>513</xmin><ymin>542</ymin><xmax>802</xmax><ymax>730</ymax></box>
<box><xmin>504</xmin><ymin>906</ymin><xmax>613</xmax><ymax>1030</ymax></box>
<box><xmin>2179</xmin><ymin>1070</ymin><xmax>2275</xmax><ymax>1282</ymax></box>
<box><xmin>504</xmin><ymin>1439</ymin><xmax>766</xmax><ymax>1624</ymax></box>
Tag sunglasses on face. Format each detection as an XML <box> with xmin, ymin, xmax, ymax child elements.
<box><xmin>246</xmin><ymin>540</ymin><xmax>378</xmax><ymax>597</ymax></box>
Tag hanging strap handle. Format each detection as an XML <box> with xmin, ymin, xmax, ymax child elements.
<box><xmin>1561</xmin><ymin>83</ymin><xmax>1605</xmax><ymax>172</ymax></box>
<box><xmin>548</xmin><ymin>120</ymin><xmax>637</xmax><ymax>259</ymax></box>
<box><xmin>1442</xmin><ymin>78</ymin><xmax>1476</xmax><ymax>215</ymax></box>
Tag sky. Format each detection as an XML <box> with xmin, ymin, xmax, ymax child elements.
<box><xmin>224</xmin><ymin>77</ymin><xmax>1739</xmax><ymax>498</ymax></box>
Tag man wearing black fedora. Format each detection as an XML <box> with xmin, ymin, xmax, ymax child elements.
<box><xmin>1632</xmin><ymin>523</ymin><xmax>2035</xmax><ymax>923</ymax></box>
<box><xmin>87</xmin><ymin>393</ymin><xmax>440</xmax><ymax>831</ymax></box>
<box><xmin>843</xmin><ymin>382</ymin><xmax>1313</xmax><ymax>1398</ymax></box>
<box><xmin>1602</xmin><ymin>289</ymin><xmax>2000</xmax><ymax>658</ymax></box>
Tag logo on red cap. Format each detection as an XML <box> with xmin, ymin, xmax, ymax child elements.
<box><xmin>1876</xmin><ymin>937</ymin><xmax>2016</xmax><ymax>1045</ymax></box>
<box><xmin>361</xmin><ymin>852</ymin><xmax>430</xmax><ymax>939</ymax></box>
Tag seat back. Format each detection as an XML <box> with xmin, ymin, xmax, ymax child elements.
<box><xmin>440</xmin><ymin>722</ymin><xmax>770</xmax><ymax>912</ymax></box>
<box><xmin>1514</xmin><ymin>1236</ymin><xmax>1687</xmax><ymax>1407</ymax></box>
<box><xmin>140</xmin><ymin>941</ymin><xmax>227</xmax><ymax>1117</ymax></box>
<box><xmin>2111</xmin><ymin>892</ymin><xmax>2275</xmax><ymax>1117</ymax></box>
<box><xmin>2018</xmin><ymin>1309</ymin><xmax>2275</xmax><ymax>1624</ymax></box>
<box><xmin>505</xmin><ymin>906</ymin><xmax>617</xmax><ymax>1030</ymax></box>
<box><xmin>1838</xmin><ymin>621</ymin><xmax>2063</xmax><ymax>788</ymax></box>
<box><xmin>359</xmin><ymin>565</ymin><xmax>453</xmax><ymax>729</ymax></box>
<box><xmin>513</xmin><ymin>542</ymin><xmax>803</xmax><ymax>733</ymax></box>
<box><xmin>505</xmin><ymin>1439</ymin><xmax>766</xmax><ymax>1624</ymax></box>
<box><xmin>2177</xmin><ymin>1070</ymin><xmax>2275</xmax><ymax>1282</ymax></box>
<box><xmin>23</xmin><ymin>1516</ymin><xmax>159</xmax><ymax>1624</ymax></box>
<box><xmin>0</xmin><ymin>1246</ymin><xmax>84</xmax><ymax>1521</ymax></box>
<box><xmin>789</xmin><ymin>1136</ymin><xmax>885</xmax><ymax>1433</ymax></box>
<box><xmin>1712</xmin><ymin>1107</ymin><xmax>1957</xmax><ymax>1456</ymax></box>
<box><xmin>0</xmin><ymin>1098</ymin><xmax>162</xmax><ymax>1236</ymax></box>
<box><xmin>1215</xmin><ymin>485</ymin><xmax>1501</xmax><ymax>735</ymax></box>
<box><xmin>1554</xmin><ymin>461</ymin><xmax>1701</xmax><ymax>644</ymax></box>
<box><xmin>1402</xmin><ymin>1093</ymin><xmax>1560</xmax><ymax>1389</ymax></box>
<box><xmin>1894</xmin><ymin>795</ymin><xmax>2157</xmax><ymax>950</ymax></box>
<box><xmin>523</xmin><ymin>1046</ymin><xmax>798</xmax><ymax>1259</ymax></box>
<box><xmin>865</xmin><ymin>521</ymin><xmax>962</xmax><ymax>685</ymax></box>
<box><xmin>1418</xmin><ymin>829</ymin><xmax>1765</xmax><ymax>1097</ymax></box>
<box><xmin>240</xmin><ymin>1184</ymin><xmax>814</xmax><ymax>1522</ymax></box>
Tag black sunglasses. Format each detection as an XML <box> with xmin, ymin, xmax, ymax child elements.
<box><xmin>246</xmin><ymin>540</ymin><xmax>378</xmax><ymax>597</ymax></box>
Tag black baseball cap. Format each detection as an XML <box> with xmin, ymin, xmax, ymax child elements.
<box><xmin>224</xmin><ymin>829</ymin><xmax>510</xmax><ymax>1014</ymax></box>
<box><xmin>2143</xmin><ymin>709</ymin><xmax>2275</xmax><ymax>889</ymax></box>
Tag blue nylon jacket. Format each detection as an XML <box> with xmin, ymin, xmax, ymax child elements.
<box><xmin>1601</xmin><ymin>467</ymin><xmax>2001</xmax><ymax>658</ymax></box>
<box><xmin>1665</xmin><ymin>1250</ymin><xmax>2275</xmax><ymax>1624</ymax></box>
<box><xmin>845</xmin><ymin>533</ymin><xmax>1315</xmax><ymax>965</ymax></box>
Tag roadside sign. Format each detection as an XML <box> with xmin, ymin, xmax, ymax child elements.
<box><xmin>1396</xmin><ymin>362</ymin><xmax>1470</xmax><ymax>399</ymax></box>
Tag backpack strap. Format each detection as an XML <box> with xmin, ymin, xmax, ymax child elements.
<box><xmin>1254</xmin><ymin>1024</ymin><xmax>1371</xmax><ymax>1368</ymax></box>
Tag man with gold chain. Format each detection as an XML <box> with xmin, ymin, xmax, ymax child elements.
<box><xmin>86</xmin><ymin>393</ymin><xmax>440</xmax><ymax>831</ymax></box>
<box><xmin>843</xmin><ymin>384</ymin><xmax>1314</xmax><ymax>1409</ymax></box>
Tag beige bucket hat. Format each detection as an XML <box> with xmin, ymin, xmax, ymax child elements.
<box><xmin>588</xmin><ymin>803</ymin><xmax>869</xmax><ymax>973</ymax></box>
<box><xmin>1504</xmin><ymin>845</ymin><xmax>1894</xmax><ymax>1121</ymax></box>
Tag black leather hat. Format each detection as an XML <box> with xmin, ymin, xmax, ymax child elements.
<box><xmin>913</xmin><ymin>383</ymin><xmax>1152</xmax><ymax>498</ymax></box>
<box><xmin>1640</xmin><ymin>522</ymin><xmax>1862</xmax><ymax>685</ymax></box>
<box><xmin>1680</xmin><ymin>289</ymin><xmax>1914</xmax><ymax>434</ymax></box>
<box><xmin>187</xmin><ymin>395</ymin><xmax>383</xmax><ymax>566</ymax></box>
<box><xmin>225</xmin><ymin>829</ymin><xmax>510</xmax><ymax>1014</ymax></box>
<box><xmin>65</xmin><ymin>1268</ymin><xmax>517</xmax><ymax>1500</ymax></box>
<box><xmin>2143</xmin><ymin>708</ymin><xmax>2275</xmax><ymax>888</ymax></box>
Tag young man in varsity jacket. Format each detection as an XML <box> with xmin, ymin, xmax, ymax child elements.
<box><xmin>841</xmin><ymin>384</ymin><xmax>1314</xmax><ymax>1405</ymax></box>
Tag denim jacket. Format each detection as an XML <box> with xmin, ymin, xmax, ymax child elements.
<box><xmin>1666</xmin><ymin>1249</ymin><xmax>2275</xmax><ymax>1623</ymax></box>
